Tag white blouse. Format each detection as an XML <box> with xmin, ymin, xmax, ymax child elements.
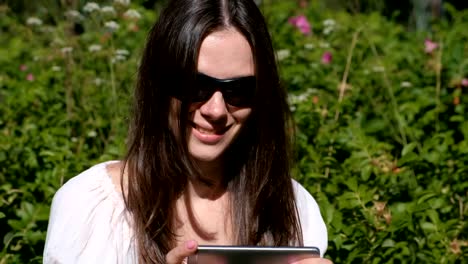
<box><xmin>43</xmin><ymin>161</ymin><xmax>328</xmax><ymax>263</ymax></box>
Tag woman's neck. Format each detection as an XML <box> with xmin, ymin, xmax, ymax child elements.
<box><xmin>189</xmin><ymin>159</ymin><xmax>227</xmax><ymax>200</ymax></box>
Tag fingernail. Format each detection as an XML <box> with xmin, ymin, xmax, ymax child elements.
<box><xmin>186</xmin><ymin>240</ymin><xmax>196</xmax><ymax>250</ymax></box>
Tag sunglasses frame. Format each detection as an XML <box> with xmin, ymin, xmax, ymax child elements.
<box><xmin>172</xmin><ymin>73</ymin><xmax>257</xmax><ymax>107</ymax></box>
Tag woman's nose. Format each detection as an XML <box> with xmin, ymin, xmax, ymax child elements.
<box><xmin>199</xmin><ymin>91</ymin><xmax>228</xmax><ymax>121</ymax></box>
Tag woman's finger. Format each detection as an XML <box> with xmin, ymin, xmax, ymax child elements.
<box><xmin>166</xmin><ymin>240</ymin><xmax>198</xmax><ymax>264</ymax></box>
<box><xmin>291</xmin><ymin>257</ymin><xmax>333</xmax><ymax>264</ymax></box>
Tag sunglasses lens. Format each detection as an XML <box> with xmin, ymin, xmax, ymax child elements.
<box><xmin>193</xmin><ymin>76</ymin><xmax>214</xmax><ymax>102</ymax></box>
<box><xmin>193</xmin><ymin>74</ymin><xmax>255</xmax><ymax>107</ymax></box>
<box><xmin>193</xmin><ymin>88</ymin><xmax>213</xmax><ymax>103</ymax></box>
<box><xmin>223</xmin><ymin>78</ymin><xmax>255</xmax><ymax>107</ymax></box>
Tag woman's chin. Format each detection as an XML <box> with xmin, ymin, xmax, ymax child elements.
<box><xmin>189</xmin><ymin>151</ymin><xmax>223</xmax><ymax>163</ymax></box>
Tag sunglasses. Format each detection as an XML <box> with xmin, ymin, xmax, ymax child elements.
<box><xmin>173</xmin><ymin>73</ymin><xmax>256</xmax><ymax>107</ymax></box>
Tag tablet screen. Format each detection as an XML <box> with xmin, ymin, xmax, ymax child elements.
<box><xmin>188</xmin><ymin>245</ymin><xmax>320</xmax><ymax>264</ymax></box>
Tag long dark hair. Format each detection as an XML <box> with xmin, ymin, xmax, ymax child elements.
<box><xmin>123</xmin><ymin>0</ymin><xmax>302</xmax><ymax>262</ymax></box>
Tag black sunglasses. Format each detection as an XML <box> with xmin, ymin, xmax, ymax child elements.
<box><xmin>172</xmin><ymin>73</ymin><xmax>256</xmax><ymax>107</ymax></box>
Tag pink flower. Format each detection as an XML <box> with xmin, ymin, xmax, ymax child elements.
<box><xmin>461</xmin><ymin>78</ymin><xmax>468</xmax><ymax>87</ymax></box>
<box><xmin>19</xmin><ymin>64</ymin><xmax>28</xmax><ymax>71</ymax></box>
<box><xmin>424</xmin><ymin>39</ymin><xmax>438</xmax><ymax>54</ymax></box>
<box><xmin>26</xmin><ymin>73</ymin><xmax>34</xmax><ymax>81</ymax></box>
<box><xmin>288</xmin><ymin>15</ymin><xmax>311</xmax><ymax>35</ymax></box>
<box><xmin>321</xmin><ymin>51</ymin><xmax>332</xmax><ymax>64</ymax></box>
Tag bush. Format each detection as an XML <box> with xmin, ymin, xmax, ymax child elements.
<box><xmin>0</xmin><ymin>1</ymin><xmax>467</xmax><ymax>263</ymax></box>
<box><xmin>266</xmin><ymin>1</ymin><xmax>468</xmax><ymax>263</ymax></box>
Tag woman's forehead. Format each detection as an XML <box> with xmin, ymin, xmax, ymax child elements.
<box><xmin>197</xmin><ymin>29</ymin><xmax>254</xmax><ymax>79</ymax></box>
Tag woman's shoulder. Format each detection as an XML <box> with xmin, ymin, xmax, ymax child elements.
<box><xmin>291</xmin><ymin>179</ymin><xmax>321</xmax><ymax>211</ymax></box>
<box><xmin>291</xmin><ymin>179</ymin><xmax>329</xmax><ymax>257</ymax></box>
<box><xmin>44</xmin><ymin>161</ymin><xmax>135</xmax><ymax>263</ymax></box>
<box><xmin>46</xmin><ymin>160</ymin><xmax>123</xmax><ymax>228</ymax></box>
<box><xmin>53</xmin><ymin>161</ymin><xmax>120</xmax><ymax>200</ymax></box>
<box><xmin>49</xmin><ymin>161</ymin><xmax>123</xmax><ymax>213</ymax></box>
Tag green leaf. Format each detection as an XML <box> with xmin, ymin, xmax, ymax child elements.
<box><xmin>426</xmin><ymin>209</ymin><xmax>440</xmax><ymax>225</ymax></box>
<box><xmin>346</xmin><ymin>178</ymin><xmax>358</xmax><ymax>192</ymax></box>
<box><xmin>417</xmin><ymin>192</ymin><xmax>436</xmax><ymax>204</ymax></box>
<box><xmin>421</xmin><ymin>222</ymin><xmax>437</xmax><ymax>232</ymax></box>
<box><xmin>398</xmin><ymin>151</ymin><xmax>419</xmax><ymax>165</ymax></box>
<box><xmin>3</xmin><ymin>231</ymin><xmax>15</xmax><ymax>245</ymax></box>
<box><xmin>402</xmin><ymin>142</ymin><xmax>418</xmax><ymax>157</ymax></box>
<box><xmin>382</xmin><ymin>239</ymin><xmax>395</xmax><ymax>248</ymax></box>
<box><xmin>360</xmin><ymin>165</ymin><xmax>372</xmax><ymax>181</ymax></box>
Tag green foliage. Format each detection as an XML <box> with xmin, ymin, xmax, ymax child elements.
<box><xmin>0</xmin><ymin>1</ymin><xmax>154</xmax><ymax>262</ymax></box>
<box><xmin>265</xmin><ymin>1</ymin><xmax>468</xmax><ymax>263</ymax></box>
<box><xmin>1</xmin><ymin>1</ymin><xmax>467</xmax><ymax>263</ymax></box>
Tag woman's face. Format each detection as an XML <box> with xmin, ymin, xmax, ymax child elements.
<box><xmin>186</xmin><ymin>28</ymin><xmax>254</xmax><ymax>163</ymax></box>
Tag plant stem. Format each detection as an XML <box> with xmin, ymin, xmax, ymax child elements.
<box><xmin>335</xmin><ymin>29</ymin><xmax>361</xmax><ymax>121</ymax></box>
<box><xmin>109</xmin><ymin>38</ymin><xmax>117</xmax><ymax>106</ymax></box>
<box><xmin>435</xmin><ymin>41</ymin><xmax>443</xmax><ymax>132</ymax></box>
<box><xmin>369</xmin><ymin>41</ymin><xmax>407</xmax><ymax>145</ymax></box>
<box><xmin>65</xmin><ymin>53</ymin><xmax>73</xmax><ymax>121</ymax></box>
<box><xmin>327</xmin><ymin>29</ymin><xmax>360</xmax><ymax>178</ymax></box>
<box><xmin>106</xmin><ymin>37</ymin><xmax>117</xmax><ymax>152</ymax></box>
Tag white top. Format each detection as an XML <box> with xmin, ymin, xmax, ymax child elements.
<box><xmin>43</xmin><ymin>161</ymin><xmax>328</xmax><ymax>263</ymax></box>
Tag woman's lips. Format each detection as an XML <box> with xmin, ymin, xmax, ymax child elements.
<box><xmin>191</xmin><ymin>123</ymin><xmax>229</xmax><ymax>144</ymax></box>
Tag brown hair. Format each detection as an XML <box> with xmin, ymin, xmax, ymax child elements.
<box><xmin>123</xmin><ymin>0</ymin><xmax>302</xmax><ymax>262</ymax></box>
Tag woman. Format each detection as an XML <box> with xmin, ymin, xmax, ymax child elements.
<box><xmin>44</xmin><ymin>0</ymin><xmax>330</xmax><ymax>263</ymax></box>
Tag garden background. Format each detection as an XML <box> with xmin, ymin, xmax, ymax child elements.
<box><xmin>0</xmin><ymin>0</ymin><xmax>467</xmax><ymax>263</ymax></box>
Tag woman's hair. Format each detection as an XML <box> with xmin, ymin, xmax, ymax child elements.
<box><xmin>123</xmin><ymin>0</ymin><xmax>302</xmax><ymax>262</ymax></box>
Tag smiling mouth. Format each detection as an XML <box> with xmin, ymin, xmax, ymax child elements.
<box><xmin>191</xmin><ymin>122</ymin><xmax>230</xmax><ymax>135</ymax></box>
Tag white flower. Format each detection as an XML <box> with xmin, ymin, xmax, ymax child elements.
<box><xmin>288</xmin><ymin>94</ymin><xmax>305</xmax><ymax>105</ymax></box>
<box><xmin>26</xmin><ymin>17</ymin><xmax>43</xmax><ymax>26</ymax></box>
<box><xmin>304</xmin><ymin>43</ymin><xmax>315</xmax><ymax>50</ymax></box>
<box><xmin>322</xmin><ymin>19</ymin><xmax>336</xmax><ymax>35</ymax></box>
<box><xmin>87</xmin><ymin>130</ymin><xmax>97</xmax><ymax>137</ymax></box>
<box><xmin>61</xmin><ymin>47</ymin><xmax>73</xmax><ymax>54</ymax></box>
<box><xmin>115</xmin><ymin>49</ymin><xmax>129</xmax><ymax>56</ymax></box>
<box><xmin>372</xmin><ymin>66</ymin><xmax>385</xmax><ymax>72</ymax></box>
<box><xmin>94</xmin><ymin>78</ymin><xmax>103</xmax><ymax>86</ymax></box>
<box><xmin>100</xmin><ymin>6</ymin><xmax>116</xmax><ymax>16</ymax></box>
<box><xmin>276</xmin><ymin>49</ymin><xmax>290</xmax><ymax>61</ymax></box>
<box><xmin>111</xmin><ymin>54</ymin><xmax>127</xmax><ymax>64</ymax></box>
<box><xmin>51</xmin><ymin>66</ymin><xmax>61</xmax><ymax>72</ymax></box>
<box><xmin>83</xmin><ymin>2</ymin><xmax>100</xmax><ymax>13</ymax></box>
<box><xmin>319</xmin><ymin>42</ymin><xmax>330</xmax><ymax>48</ymax></box>
<box><xmin>71</xmin><ymin>137</ymin><xmax>78</xmax><ymax>142</ymax></box>
<box><xmin>123</xmin><ymin>9</ymin><xmax>141</xmax><ymax>20</ymax></box>
<box><xmin>400</xmin><ymin>81</ymin><xmax>412</xmax><ymax>87</ymax></box>
<box><xmin>288</xmin><ymin>88</ymin><xmax>315</xmax><ymax>105</ymax></box>
<box><xmin>88</xmin><ymin>44</ymin><xmax>102</xmax><ymax>52</ymax></box>
<box><xmin>114</xmin><ymin>0</ymin><xmax>130</xmax><ymax>6</ymax></box>
<box><xmin>323</xmin><ymin>19</ymin><xmax>336</xmax><ymax>27</ymax></box>
<box><xmin>323</xmin><ymin>27</ymin><xmax>333</xmax><ymax>35</ymax></box>
<box><xmin>65</xmin><ymin>10</ymin><xmax>83</xmax><ymax>21</ymax></box>
<box><xmin>111</xmin><ymin>49</ymin><xmax>130</xmax><ymax>63</ymax></box>
<box><xmin>104</xmin><ymin>21</ymin><xmax>120</xmax><ymax>32</ymax></box>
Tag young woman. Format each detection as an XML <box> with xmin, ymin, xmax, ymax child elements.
<box><xmin>44</xmin><ymin>0</ymin><xmax>331</xmax><ymax>263</ymax></box>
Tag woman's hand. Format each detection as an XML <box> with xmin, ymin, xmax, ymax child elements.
<box><xmin>290</xmin><ymin>256</ymin><xmax>333</xmax><ymax>264</ymax></box>
<box><xmin>166</xmin><ymin>240</ymin><xmax>198</xmax><ymax>264</ymax></box>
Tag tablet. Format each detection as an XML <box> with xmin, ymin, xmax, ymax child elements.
<box><xmin>187</xmin><ymin>245</ymin><xmax>320</xmax><ymax>264</ymax></box>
